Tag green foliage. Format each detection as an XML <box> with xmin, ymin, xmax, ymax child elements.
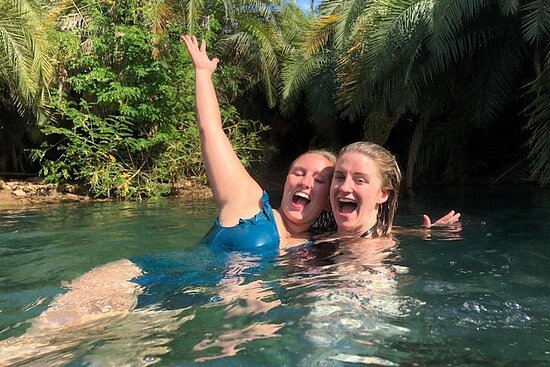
<box><xmin>7</xmin><ymin>0</ymin><xmax>549</xmax><ymax>188</ymax></box>
<box><xmin>0</xmin><ymin>0</ymin><xmax>57</xmax><ymax>173</ymax></box>
<box><xmin>0</xmin><ymin>0</ymin><xmax>53</xmax><ymax>116</ymax></box>
<box><xmin>32</xmin><ymin>0</ymin><xmax>269</xmax><ymax>199</ymax></box>
<box><xmin>525</xmin><ymin>60</ymin><xmax>550</xmax><ymax>185</ymax></box>
<box><xmin>294</xmin><ymin>0</ymin><xmax>550</xmax><ymax>185</ymax></box>
<box><xmin>31</xmin><ymin>101</ymin><xmax>163</xmax><ymax>199</ymax></box>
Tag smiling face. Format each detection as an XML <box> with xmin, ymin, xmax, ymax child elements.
<box><xmin>330</xmin><ymin>151</ymin><xmax>389</xmax><ymax>237</ymax></box>
<box><xmin>279</xmin><ymin>152</ymin><xmax>335</xmax><ymax>232</ymax></box>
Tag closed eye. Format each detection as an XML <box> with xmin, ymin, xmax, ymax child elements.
<box><xmin>333</xmin><ymin>173</ymin><xmax>345</xmax><ymax>181</ymax></box>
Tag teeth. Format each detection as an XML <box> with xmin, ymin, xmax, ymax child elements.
<box><xmin>295</xmin><ymin>192</ymin><xmax>310</xmax><ymax>200</ymax></box>
<box><xmin>338</xmin><ymin>198</ymin><xmax>356</xmax><ymax>203</ymax></box>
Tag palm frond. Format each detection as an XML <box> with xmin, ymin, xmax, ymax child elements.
<box><xmin>419</xmin><ymin>9</ymin><xmax>512</xmax><ymax>97</ymax></box>
<box><xmin>146</xmin><ymin>0</ymin><xmax>176</xmax><ymax>36</ymax></box>
<box><xmin>279</xmin><ymin>2</ymin><xmax>311</xmax><ymax>51</ymax></box>
<box><xmin>337</xmin><ymin>0</ymin><xmax>433</xmax><ymax>119</ymax></box>
<box><xmin>431</xmin><ymin>0</ymin><xmax>492</xmax><ymax>46</ymax></box>
<box><xmin>520</xmin><ymin>0</ymin><xmax>550</xmax><ymax>45</ymax></box>
<box><xmin>368</xmin><ymin>0</ymin><xmax>433</xmax><ymax>81</ymax></box>
<box><xmin>44</xmin><ymin>0</ymin><xmax>74</xmax><ymax>27</ymax></box>
<box><xmin>305</xmin><ymin>62</ymin><xmax>338</xmax><ymax>124</ymax></box>
<box><xmin>222</xmin><ymin>16</ymin><xmax>282</xmax><ymax>107</ymax></box>
<box><xmin>525</xmin><ymin>62</ymin><xmax>550</xmax><ymax>185</ymax></box>
<box><xmin>281</xmin><ymin>50</ymin><xmax>330</xmax><ymax>113</ymax></box>
<box><xmin>498</xmin><ymin>0</ymin><xmax>519</xmax><ymax>16</ymax></box>
<box><xmin>0</xmin><ymin>0</ymin><xmax>52</xmax><ymax>114</ymax></box>
<box><xmin>186</xmin><ymin>0</ymin><xmax>205</xmax><ymax>35</ymax></box>
<box><xmin>464</xmin><ymin>39</ymin><xmax>525</xmax><ymax>127</ymax></box>
<box><xmin>332</xmin><ymin>0</ymin><xmax>369</xmax><ymax>49</ymax></box>
<box><xmin>318</xmin><ymin>0</ymin><xmax>348</xmax><ymax>16</ymax></box>
<box><xmin>363</xmin><ymin>100</ymin><xmax>397</xmax><ymax>145</ymax></box>
<box><xmin>0</xmin><ymin>0</ymin><xmax>53</xmax><ymax>139</ymax></box>
<box><xmin>240</xmin><ymin>0</ymin><xmax>280</xmax><ymax>26</ymax></box>
<box><xmin>303</xmin><ymin>15</ymin><xmax>338</xmax><ymax>56</ymax></box>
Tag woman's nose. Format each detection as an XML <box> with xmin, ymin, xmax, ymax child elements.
<box><xmin>300</xmin><ymin>174</ymin><xmax>314</xmax><ymax>188</ymax></box>
<box><xmin>338</xmin><ymin>176</ymin><xmax>353</xmax><ymax>192</ymax></box>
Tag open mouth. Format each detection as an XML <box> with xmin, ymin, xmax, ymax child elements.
<box><xmin>292</xmin><ymin>192</ymin><xmax>311</xmax><ymax>207</ymax></box>
<box><xmin>338</xmin><ymin>198</ymin><xmax>357</xmax><ymax>214</ymax></box>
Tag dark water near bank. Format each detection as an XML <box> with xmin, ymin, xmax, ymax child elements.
<box><xmin>0</xmin><ymin>186</ymin><xmax>549</xmax><ymax>366</ymax></box>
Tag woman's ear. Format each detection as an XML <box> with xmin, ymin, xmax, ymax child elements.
<box><xmin>378</xmin><ymin>190</ymin><xmax>390</xmax><ymax>204</ymax></box>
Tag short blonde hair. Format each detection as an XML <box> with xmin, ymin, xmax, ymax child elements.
<box><xmin>288</xmin><ymin>149</ymin><xmax>337</xmax><ymax>173</ymax></box>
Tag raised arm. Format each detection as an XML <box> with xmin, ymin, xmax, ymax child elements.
<box><xmin>181</xmin><ymin>35</ymin><xmax>263</xmax><ymax>225</ymax></box>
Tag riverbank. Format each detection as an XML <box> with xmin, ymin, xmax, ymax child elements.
<box><xmin>0</xmin><ymin>178</ymin><xmax>213</xmax><ymax>209</ymax></box>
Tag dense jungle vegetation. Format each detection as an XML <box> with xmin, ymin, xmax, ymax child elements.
<box><xmin>1</xmin><ymin>0</ymin><xmax>549</xmax><ymax>199</ymax></box>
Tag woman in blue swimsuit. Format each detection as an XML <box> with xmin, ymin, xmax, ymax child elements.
<box><xmin>180</xmin><ymin>35</ymin><xmax>338</xmax><ymax>253</ymax></box>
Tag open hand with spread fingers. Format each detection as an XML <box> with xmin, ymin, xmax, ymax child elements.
<box><xmin>423</xmin><ymin>210</ymin><xmax>461</xmax><ymax>228</ymax></box>
<box><xmin>180</xmin><ymin>34</ymin><xmax>219</xmax><ymax>74</ymax></box>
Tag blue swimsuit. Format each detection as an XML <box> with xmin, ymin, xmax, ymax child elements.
<box><xmin>201</xmin><ymin>190</ymin><xmax>280</xmax><ymax>252</ymax></box>
<box><xmin>131</xmin><ymin>191</ymin><xmax>280</xmax><ymax>309</ymax></box>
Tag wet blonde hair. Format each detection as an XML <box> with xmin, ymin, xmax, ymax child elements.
<box><xmin>337</xmin><ymin>142</ymin><xmax>402</xmax><ymax>235</ymax></box>
<box><xmin>287</xmin><ymin>149</ymin><xmax>337</xmax><ymax>173</ymax></box>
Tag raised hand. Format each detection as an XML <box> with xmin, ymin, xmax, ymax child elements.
<box><xmin>178</xmin><ymin>34</ymin><xmax>264</xmax><ymax>221</ymax></box>
<box><xmin>180</xmin><ymin>34</ymin><xmax>219</xmax><ymax>73</ymax></box>
<box><xmin>423</xmin><ymin>210</ymin><xmax>461</xmax><ymax>228</ymax></box>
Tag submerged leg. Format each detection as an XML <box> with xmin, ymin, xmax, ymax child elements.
<box><xmin>0</xmin><ymin>259</ymin><xmax>143</xmax><ymax>366</ymax></box>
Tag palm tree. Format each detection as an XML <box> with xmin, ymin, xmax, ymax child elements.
<box><xmin>0</xmin><ymin>0</ymin><xmax>55</xmax><ymax>172</ymax></box>
<box><xmin>301</xmin><ymin>0</ymin><xmax>549</xmax><ymax>185</ymax></box>
<box><xmin>0</xmin><ymin>0</ymin><xmax>53</xmax><ymax>119</ymax></box>
<box><xmin>522</xmin><ymin>0</ymin><xmax>550</xmax><ymax>185</ymax></box>
<box><xmin>217</xmin><ymin>1</ymin><xmax>297</xmax><ymax>108</ymax></box>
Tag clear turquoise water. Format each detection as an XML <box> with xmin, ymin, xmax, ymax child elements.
<box><xmin>1</xmin><ymin>186</ymin><xmax>549</xmax><ymax>366</ymax></box>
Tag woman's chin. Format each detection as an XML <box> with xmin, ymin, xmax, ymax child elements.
<box><xmin>335</xmin><ymin>221</ymin><xmax>358</xmax><ymax>235</ymax></box>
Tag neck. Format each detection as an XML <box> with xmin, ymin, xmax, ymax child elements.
<box><xmin>276</xmin><ymin>210</ymin><xmax>312</xmax><ymax>239</ymax></box>
<box><xmin>337</xmin><ymin>217</ymin><xmax>378</xmax><ymax>239</ymax></box>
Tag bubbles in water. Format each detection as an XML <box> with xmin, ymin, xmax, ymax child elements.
<box><xmin>209</xmin><ymin>295</ymin><xmax>223</xmax><ymax>303</ymax></box>
<box><xmin>462</xmin><ymin>301</ymin><xmax>488</xmax><ymax>313</ymax></box>
<box><xmin>504</xmin><ymin>301</ymin><xmax>521</xmax><ymax>310</ymax></box>
<box><xmin>338</xmin><ymin>318</ymin><xmax>362</xmax><ymax>329</ymax></box>
<box><xmin>456</xmin><ymin>298</ymin><xmax>533</xmax><ymax>330</ymax></box>
<box><xmin>142</xmin><ymin>355</ymin><xmax>159</xmax><ymax>365</ymax></box>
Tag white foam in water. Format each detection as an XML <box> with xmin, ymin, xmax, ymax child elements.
<box><xmin>329</xmin><ymin>353</ymin><xmax>398</xmax><ymax>366</ymax></box>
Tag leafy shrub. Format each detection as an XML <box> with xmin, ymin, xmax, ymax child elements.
<box><xmin>32</xmin><ymin>0</ymin><xmax>269</xmax><ymax>199</ymax></box>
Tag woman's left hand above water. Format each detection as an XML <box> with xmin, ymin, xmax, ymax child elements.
<box><xmin>422</xmin><ymin>210</ymin><xmax>461</xmax><ymax>228</ymax></box>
